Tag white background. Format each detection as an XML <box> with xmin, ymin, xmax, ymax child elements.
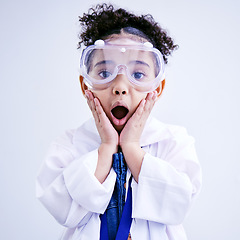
<box><xmin>1</xmin><ymin>0</ymin><xmax>239</xmax><ymax>239</ymax></box>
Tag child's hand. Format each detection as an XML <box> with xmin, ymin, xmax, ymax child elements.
<box><xmin>120</xmin><ymin>91</ymin><xmax>158</xmax><ymax>147</ymax></box>
<box><xmin>119</xmin><ymin>91</ymin><xmax>158</xmax><ymax>182</ymax></box>
<box><xmin>85</xmin><ymin>90</ymin><xmax>119</xmax><ymax>150</ymax></box>
<box><xmin>85</xmin><ymin>90</ymin><xmax>119</xmax><ymax>183</ymax></box>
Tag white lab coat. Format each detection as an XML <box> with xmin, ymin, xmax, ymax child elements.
<box><xmin>36</xmin><ymin>116</ymin><xmax>202</xmax><ymax>240</ymax></box>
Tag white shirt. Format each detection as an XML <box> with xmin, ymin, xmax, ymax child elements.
<box><xmin>36</xmin><ymin>116</ymin><xmax>202</xmax><ymax>240</ymax></box>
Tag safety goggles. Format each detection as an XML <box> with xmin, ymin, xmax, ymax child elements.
<box><xmin>80</xmin><ymin>39</ymin><xmax>165</xmax><ymax>92</ymax></box>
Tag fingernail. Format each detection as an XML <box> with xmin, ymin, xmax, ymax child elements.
<box><xmin>94</xmin><ymin>98</ymin><xmax>98</xmax><ymax>105</ymax></box>
<box><xmin>85</xmin><ymin>90</ymin><xmax>90</xmax><ymax>98</ymax></box>
<box><xmin>149</xmin><ymin>92</ymin><xmax>153</xmax><ymax>98</ymax></box>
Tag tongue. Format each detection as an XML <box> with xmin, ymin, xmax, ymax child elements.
<box><xmin>111</xmin><ymin>106</ymin><xmax>129</xmax><ymax>120</ymax></box>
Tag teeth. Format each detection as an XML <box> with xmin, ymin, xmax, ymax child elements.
<box><xmin>111</xmin><ymin>106</ymin><xmax>129</xmax><ymax>119</ymax></box>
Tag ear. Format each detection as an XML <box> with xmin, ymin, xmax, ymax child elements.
<box><xmin>155</xmin><ymin>79</ymin><xmax>165</xmax><ymax>98</ymax></box>
<box><xmin>79</xmin><ymin>75</ymin><xmax>89</xmax><ymax>97</ymax></box>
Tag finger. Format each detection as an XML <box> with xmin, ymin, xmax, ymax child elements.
<box><xmin>94</xmin><ymin>98</ymin><xmax>116</xmax><ymax>131</ymax></box>
<box><xmin>134</xmin><ymin>99</ymin><xmax>146</xmax><ymax>119</ymax></box>
<box><xmin>133</xmin><ymin>91</ymin><xmax>157</xmax><ymax>121</ymax></box>
<box><xmin>86</xmin><ymin>91</ymin><xmax>100</xmax><ymax>123</ymax></box>
<box><xmin>137</xmin><ymin>91</ymin><xmax>157</xmax><ymax>123</ymax></box>
<box><xmin>85</xmin><ymin>90</ymin><xmax>95</xmax><ymax>110</ymax></box>
<box><xmin>144</xmin><ymin>91</ymin><xmax>157</xmax><ymax>113</ymax></box>
<box><xmin>94</xmin><ymin>97</ymin><xmax>108</xmax><ymax>124</ymax></box>
<box><xmin>146</xmin><ymin>91</ymin><xmax>158</xmax><ymax>101</ymax></box>
<box><xmin>127</xmin><ymin>99</ymin><xmax>146</xmax><ymax>127</ymax></box>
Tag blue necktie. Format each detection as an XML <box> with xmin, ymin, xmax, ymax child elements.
<box><xmin>100</xmin><ymin>152</ymin><xmax>132</xmax><ymax>240</ymax></box>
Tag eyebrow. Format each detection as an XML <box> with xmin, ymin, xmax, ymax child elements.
<box><xmin>94</xmin><ymin>60</ymin><xmax>150</xmax><ymax>68</ymax></box>
<box><xmin>94</xmin><ymin>60</ymin><xmax>114</xmax><ymax>68</ymax></box>
<box><xmin>129</xmin><ymin>60</ymin><xmax>150</xmax><ymax>68</ymax></box>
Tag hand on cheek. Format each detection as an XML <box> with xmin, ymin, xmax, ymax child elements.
<box><xmin>85</xmin><ymin>90</ymin><xmax>119</xmax><ymax>183</ymax></box>
<box><xmin>85</xmin><ymin>90</ymin><xmax>119</xmax><ymax>150</ymax></box>
<box><xmin>119</xmin><ymin>91</ymin><xmax>158</xmax><ymax>182</ymax></box>
<box><xmin>120</xmin><ymin>91</ymin><xmax>158</xmax><ymax>147</ymax></box>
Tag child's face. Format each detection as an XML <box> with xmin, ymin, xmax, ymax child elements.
<box><xmin>80</xmin><ymin>35</ymin><xmax>163</xmax><ymax>132</ymax></box>
<box><xmin>91</xmin><ymin>74</ymin><xmax>148</xmax><ymax>132</ymax></box>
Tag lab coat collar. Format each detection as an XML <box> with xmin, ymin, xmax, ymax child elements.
<box><xmin>140</xmin><ymin>116</ymin><xmax>168</xmax><ymax>146</ymax></box>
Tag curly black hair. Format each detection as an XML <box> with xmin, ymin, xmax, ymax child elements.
<box><xmin>78</xmin><ymin>3</ymin><xmax>178</xmax><ymax>64</ymax></box>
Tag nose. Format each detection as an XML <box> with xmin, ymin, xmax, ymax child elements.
<box><xmin>112</xmin><ymin>74</ymin><xmax>129</xmax><ymax>95</ymax></box>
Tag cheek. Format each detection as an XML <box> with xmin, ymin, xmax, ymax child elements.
<box><xmin>91</xmin><ymin>90</ymin><xmax>105</xmax><ymax>101</ymax></box>
<box><xmin>131</xmin><ymin>93</ymin><xmax>147</xmax><ymax>110</ymax></box>
<box><xmin>91</xmin><ymin>90</ymin><xmax>110</xmax><ymax>111</ymax></box>
<box><xmin>135</xmin><ymin>93</ymin><xmax>147</xmax><ymax>103</ymax></box>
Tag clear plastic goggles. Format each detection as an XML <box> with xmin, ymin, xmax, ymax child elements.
<box><xmin>80</xmin><ymin>39</ymin><xmax>165</xmax><ymax>92</ymax></box>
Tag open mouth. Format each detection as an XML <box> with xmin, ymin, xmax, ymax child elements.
<box><xmin>111</xmin><ymin>106</ymin><xmax>129</xmax><ymax>120</ymax></box>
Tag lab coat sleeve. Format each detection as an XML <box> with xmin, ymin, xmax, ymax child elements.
<box><xmin>131</xmin><ymin>127</ymin><xmax>202</xmax><ymax>225</ymax></box>
<box><xmin>36</xmin><ymin>135</ymin><xmax>116</xmax><ymax>228</ymax></box>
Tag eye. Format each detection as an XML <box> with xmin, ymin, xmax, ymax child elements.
<box><xmin>99</xmin><ymin>70</ymin><xmax>112</xmax><ymax>79</ymax></box>
<box><xmin>132</xmin><ymin>71</ymin><xmax>145</xmax><ymax>80</ymax></box>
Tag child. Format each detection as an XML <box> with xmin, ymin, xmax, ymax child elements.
<box><xmin>36</xmin><ymin>3</ymin><xmax>202</xmax><ymax>240</ymax></box>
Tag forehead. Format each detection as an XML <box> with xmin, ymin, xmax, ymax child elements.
<box><xmin>104</xmin><ymin>32</ymin><xmax>148</xmax><ymax>45</ymax></box>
